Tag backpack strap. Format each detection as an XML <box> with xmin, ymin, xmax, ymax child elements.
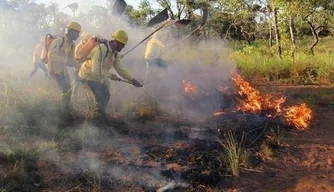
<box><xmin>97</xmin><ymin>40</ymin><xmax>109</xmax><ymax>75</ymax></box>
<box><xmin>103</xmin><ymin>42</ymin><xmax>109</xmax><ymax>59</ymax></box>
<box><xmin>55</xmin><ymin>36</ymin><xmax>65</xmax><ymax>49</ymax></box>
<box><xmin>97</xmin><ymin>38</ymin><xmax>109</xmax><ymax>59</ymax></box>
<box><xmin>60</xmin><ymin>36</ymin><xmax>65</xmax><ymax>49</ymax></box>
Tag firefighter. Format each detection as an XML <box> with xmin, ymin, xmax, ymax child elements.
<box><xmin>78</xmin><ymin>30</ymin><xmax>142</xmax><ymax>121</ymax></box>
<box><xmin>28</xmin><ymin>37</ymin><xmax>49</xmax><ymax>78</ymax></box>
<box><xmin>47</xmin><ymin>21</ymin><xmax>81</xmax><ymax>110</ymax></box>
<box><xmin>72</xmin><ymin>32</ymin><xmax>93</xmax><ymax>95</ymax></box>
<box><xmin>144</xmin><ymin>31</ymin><xmax>167</xmax><ymax>82</ymax></box>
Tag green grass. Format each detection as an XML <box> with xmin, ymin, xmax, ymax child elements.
<box><xmin>231</xmin><ymin>37</ymin><xmax>334</xmax><ymax>85</ymax></box>
<box><xmin>217</xmin><ymin>130</ymin><xmax>246</xmax><ymax>177</ymax></box>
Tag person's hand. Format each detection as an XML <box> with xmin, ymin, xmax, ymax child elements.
<box><xmin>110</xmin><ymin>73</ymin><xmax>121</xmax><ymax>81</ymax></box>
<box><xmin>131</xmin><ymin>78</ymin><xmax>143</xmax><ymax>87</ymax></box>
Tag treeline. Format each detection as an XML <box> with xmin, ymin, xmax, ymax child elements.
<box><xmin>1</xmin><ymin>0</ymin><xmax>334</xmax><ymax>57</ymax></box>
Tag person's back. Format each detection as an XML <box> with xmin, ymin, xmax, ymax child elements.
<box><xmin>28</xmin><ymin>38</ymin><xmax>48</xmax><ymax>78</ymax></box>
<box><xmin>33</xmin><ymin>41</ymin><xmax>44</xmax><ymax>63</ymax></box>
<box><xmin>144</xmin><ymin>32</ymin><xmax>167</xmax><ymax>81</ymax></box>
<box><xmin>144</xmin><ymin>33</ymin><xmax>164</xmax><ymax>61</ymax></box>
<box><xmin>47</xmin><ymin>21</ymin><xmax>81</xmax><ymax>112</ymax></box>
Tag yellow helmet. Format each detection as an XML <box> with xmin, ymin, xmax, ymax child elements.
<box><xmin>111</xmin><ymin>30</ymin><xmax>128</xmax><ymax>45</ymax></box>
<box><xmin>66</xmin><ymin>21</ymin><xmax>81</xmax><ymax>32</ymax></box>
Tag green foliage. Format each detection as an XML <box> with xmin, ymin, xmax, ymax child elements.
<box><xmin>217</xmin><ymin>130</ymin><xmax>246</xmax><ymax>177</ymax></box>
<box><xmin>124</xmin><ymin>0</ymin><xmax>157</xmax><ymax>26</ymax></box>
<box><xmin>0</xmin><ymin>148</ymin><xmax>36</xmax><ymax>191</ymax></box>
<box><xmin>233</xmin><ymin>38</ymin><xmax>334</xmax><ymax>85</ymax></box>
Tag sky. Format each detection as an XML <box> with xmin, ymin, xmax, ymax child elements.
<box><xmin>36</xmin><ymin>0</ymin><xmax>144</xmax><ymax>15</ymax></box>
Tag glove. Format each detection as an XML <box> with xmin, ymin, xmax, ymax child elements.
<box><xmin>110</xmin><ymin>73</ymin><xmax>121</xmax><ymax>81</ymax></box>
<box><xmin>131</xmin><ymin>78</ymin><xmax>143</xmax><ymax>87</ymax></box>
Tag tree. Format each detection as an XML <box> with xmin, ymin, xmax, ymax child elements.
<box><xmin>124</xmin><ymin>0</ymin><xmax>157</xmax><ymax>26</ymax></box>
<box><xmin>208</xmin><ymin>0</ymin><xmax>259</xmax><ymax>44</ymax></box>
<box><xmin>296</xmin><ymin>0</ymin><xmax>334</xmax><ymax>55</ymax></box>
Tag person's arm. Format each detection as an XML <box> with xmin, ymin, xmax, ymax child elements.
<box><xmin>113</xmin><ymin>53</ymin><xmax>132</xmax><ymax>81</ymax></box>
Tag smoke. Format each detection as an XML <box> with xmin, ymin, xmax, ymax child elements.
<box><xmin>0</xmin><ymin>1</ymin><xmax>237</xmax><ymax>190</ymax></box>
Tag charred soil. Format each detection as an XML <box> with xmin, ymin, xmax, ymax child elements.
<box><xmin>0</xmin><ymin>86</ymin><xmax>333</xmax><ymax>192</ymax></box>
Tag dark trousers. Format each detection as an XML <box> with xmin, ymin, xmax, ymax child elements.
<box><xmin>50</xmin><ymin>73</ymin><xmax>72</xmax><ymax>107</ymax></box>
<box><xmin>29</xmin><ymin>62</ymin><xmax>48</xmax><ymax>77</ymax></box>
<box><xmin>86</xmin><ymin>80</ymin><xmax>110</xmax><ymax>116</ymax></box>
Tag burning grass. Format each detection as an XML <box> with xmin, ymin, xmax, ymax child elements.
<box><xmin>0</xmin><ymin>69</ymin><xmax>320</xmax><ymax>191</ymax></box>
<box><xmin>230</xmin><ymin>73</ymin><xmax>313</xmax><ymax>130</ymax></box>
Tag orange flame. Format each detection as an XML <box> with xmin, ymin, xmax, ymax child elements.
<box><xmin>183</xmin><ymin>80</ymin><xmax>196</xmax><ymax>95</ymax></box>
<box><xmin>232</xmin><ymin>73</ymin><xmax>285</xmax><ymax>117</ymax></box>
<box><xmin>284</xmin><ymin>103</ymin><xmax>312</xmax><ymax>130</ymax></box>
<box><xmin>230</xmin><ymin>73</ymin><xmax>312</xmax><ymax>129</ymax></box>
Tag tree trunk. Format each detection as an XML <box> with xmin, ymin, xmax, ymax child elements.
<box><xmin>308</xmin><ymin>21</ymin><xmax>319</xmax><ymax>55</ymax></box>
<box><xmin>289</xmin><ymin>15</ymin><xmax>295</xmax><ymax>59</ymax></box>
<box><xmin>273</xmin><ymin>7</ymin><xmax>282</xmax><ymax>58</ymax></box>
<box><xmin>269</xmin><ymin>21</ymin><xmax>272</xmax><ymax>47</ymax></box>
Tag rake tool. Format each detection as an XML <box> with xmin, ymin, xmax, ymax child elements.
<box><xmin>111</xmin><ymin>0</ymin><xmax>127</xmax><ymax>17</ymax></box>
<box><xmin>158</xmin><ymin>7</ymin><xmax>208</xmax><ymax>58</ymax></box>
<box><xmin>110</xmin><ymin>77</ymin><xmax>145</xmax><ymax>87</ymax></box>
<box><xmin>121</xmin><ymin>8</ymin><xmax>191</xmax><ymax>58</ymax></box>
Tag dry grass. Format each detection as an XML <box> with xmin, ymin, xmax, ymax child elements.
<box><xmin>217</xmin><ymin>130</ymin><xmax>246</xmax><ymax>177</ymax></box>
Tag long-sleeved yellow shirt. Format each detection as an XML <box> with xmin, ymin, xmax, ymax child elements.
<box><xmin>78</xmin><ymin>43</ymin><xmax>132</xmax><ymax>83</ymax></box>
<box><xmin>33</xmin><ymin>41</ymin><xmax>44</xmax><ymax>63</ymax></box>
<box><xmin>144</xmin><ymin>36</ymin><xmax>164</xmax><ymax>60</ymax></box>
<box><xmin>47</xmin><ymin>36</ymin><xmax>78</xmax><ymax>75</ymax></box>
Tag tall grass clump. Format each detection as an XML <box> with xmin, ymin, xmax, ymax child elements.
<box><xmin>217</xmin><ymin>130</ymin><xmax>246</xmax><ymax>177</ymax></box>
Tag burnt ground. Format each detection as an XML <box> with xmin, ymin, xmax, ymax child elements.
<box><xmin>0</xmin><ymin>86</ymin><xmax>333</xmax><ymax>192</ymax></box>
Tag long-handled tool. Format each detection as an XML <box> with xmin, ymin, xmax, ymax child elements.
<box><xmin>147</xmin><ymin>8</ymin><xmax>169</xmax><ymax>27</ymax></box>
<box><xmin>111</xmin><ymin>77</ymin><xmax>144</xmax><ymax>87</ymax></box>
<box><xmin>111</xmin><ymin>0</ymin><xmax>127</xmax><ymax>16</ymax></box>
<box><xmin>158</xmin><ymin>7</ymin><xmax>208</xmax><ymax>58</ymax></box>
<box><xmin>120</xmin><ymin>8</ymin><xmax>169</xmax><ymax>58</ymax></box>
<box><xmin>122</xmin><ymin>20</ymin><xmax>176</xmax><ymax>57</ymax></box>
<box><xmin>121</xmin><ymin>8</ymin><xmax>191</xmax><ymax>58</ymax></box>
<box><xmin>118</xmin><ymin>78</ymin><xmax>133</xmax><ymax>85</ymax></box>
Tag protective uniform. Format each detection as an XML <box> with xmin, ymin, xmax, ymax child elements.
<box><xmin>144</xmin><ymin>33</ymin><xmax>164</xmax><ymax>61</ymax></box>
<box><xmin>72</xmin><ymin>32</ymin><xmax>93</xmax><ymax>95</ymax></box>
<box><xmin>29</xmin><ymin>39</ymin><xmax>48</xmax><ymax>77</ymax></box>
<box><xmin>144</xmin><ymin>32</ymin><xmax>166</xmax><ymax>80</ymax></box>
<box><xmin>48</xmin><ymin>21</ymin><xmax>81</xmax><ymax>108</ymax></box>
<box><xmin>79</xmin><ymin>42</ymin><xmax>133</xmax><ymax>117</ymax></box>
